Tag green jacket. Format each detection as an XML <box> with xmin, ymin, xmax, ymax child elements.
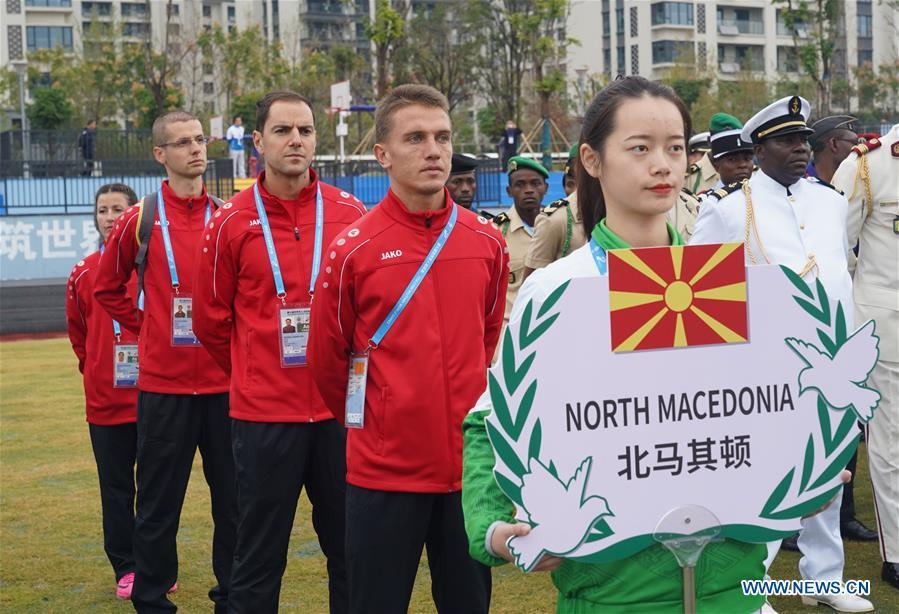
<box><xmin>461</xmin><ymin>220</ymin><xmax>768</xmax><ymax>613</ymax></box>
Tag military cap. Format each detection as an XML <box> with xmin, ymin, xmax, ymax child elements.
<box><xmin>450</xmin><ymin>153</ymin><xmax>480</xmax><ymax>175</ymax></box>
<box><xmin>709</xmin><ymin>113</ymin><xmax>752</xmax><ymax>159</ymax></box>
<box><xmin>809</xmin><ymin>115</ymin><xmax>858</xmax><ymax>150</ymax></box>
<box><xmin>564</xmin><ymin>142</ymin><xmax>579</xmax><ymax>177</ymax></box>
<box><xmin>507</xmin><ymin>155</ymin><xmax>549</xmax><ymax>179</ymax></box>
<box><xmin>741</xmin><ymin>95</ymin><xmax>814</xmax><ymax>144</ymax></box>
<box><xmin>688</xmin><ymin>132</ymin><xmax>711</xmax><ymax>153</ymax></box>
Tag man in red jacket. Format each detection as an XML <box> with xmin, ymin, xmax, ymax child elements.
<box><xmin>308</xmin><ymin>84</ymin><xmax>508</xmax><ymax>614</ymax></box>
<box><xmin>193</xmin><ymin>91</ymin><xmax>365</xmax><ymax>613</ymax></box>
<box><xmin>94</xmin><ymin>111</ymin><xmax>237</xmax><ymax>613</ymax></box>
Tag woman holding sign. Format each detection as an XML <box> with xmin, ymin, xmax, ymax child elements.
<box><xmin>462</xmin><ymin>77</ymin><xmax>773</xmax><ymax>613</ymax></box>
<box><xmin>66</xmin><ymin>183</ymin><xmax>143</xmax><ymax>599</ymax></box>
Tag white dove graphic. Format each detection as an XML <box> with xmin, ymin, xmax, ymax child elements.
<box><xmin>784</xmin><ymin>319</ymin><xmax>882</xmax><ymax>422</ymax></box>
<box><xmin>509</xmin><ymin>456</ymin><xmax>614</xmax><ymax>572</ymax></box>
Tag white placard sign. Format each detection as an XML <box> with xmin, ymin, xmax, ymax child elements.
<box><xmin>210</xmin><ymin>115</ymin><xmax>224</xmax><ymax>140</ymax></box>
<box><xmin>486</xmin><ymin>244</ymin><xmax>881</xmax><ymax>572</ymax></box>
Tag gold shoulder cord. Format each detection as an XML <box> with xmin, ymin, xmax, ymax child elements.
<box><xmin>743</xmin><ymin>182</ymin><xmax>818</xmax><ymax>276</ymax></box>
<box><xmin>742</xmin><ymin>182</ymin><xmax>771</xmax><ymax>265</ymax></box>
<box><xmin>858</xmin><ymin>155</ymin><xmax>874</xmax><ymax>219</ymax></box>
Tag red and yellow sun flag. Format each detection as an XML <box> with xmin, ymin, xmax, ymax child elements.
<box><xmin>608</xmin><ymin>242</ymin><xmax>748</xmax><ymax>353</ymax></box>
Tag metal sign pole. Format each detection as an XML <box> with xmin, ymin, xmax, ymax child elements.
<box><xmin>653</xmin><ymin>505</ymin><xmax>722</xmax><ymax>614</ymax></box>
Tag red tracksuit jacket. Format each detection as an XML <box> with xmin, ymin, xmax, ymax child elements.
<box><xmin>308</xmin><ymin>188</ymin><xmax>509</xmax><ymax>493</ymax></box>
<box><xmin>93</xmin><ymin>181</ymin><xmax>228</xmax><ymax>395</ymax></box>
<box><xmin>192</xmin><ymin>171</ymin><xmax>366</xmax><ymax>422</ymax></box>
<box><xmin>66</xmin><ymin>249</ymin><xmax>139</xmax><ymax>425</ymax></box>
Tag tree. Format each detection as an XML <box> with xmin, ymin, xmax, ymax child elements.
<box><xmin>27</xmin><ymin>22</ymin><xmax>130</xmax><ymax>127</ymax></box>
<box><xmin>0</xmin><ymin>68</ymin><xmax>20</xmax><ymax>126</ymax></box>
<box><xmin>331</xmin><ymin>46</ymin><xmax>367</xmax><ymax>85</ymax></box>
<box><xmin>773</xmin><ymin>0</ymin><xmax>842</xmax><ymax>116</ymax></box>
<box><xmin>120</xmin><ymin>0</ymin><xmax>192</xmax><ymax>127</ymax></box>
<box><xmin>26</xmin><ymin>86</ymin><xmax>75</xmax><ymax>160</ymax></box>
<box><xmin>689</xmin><ymin>70</ymin><xmax>770</xmax><ymax>131</ymax></box>
<box><xmin>391</xmin><ymin>2</ymin><xmax>479</xmax><ymax>112</ymax></box>
<box><xmin>196</xmin><ymin>25</ymin><xmax>271</xmax><ymax>117</ymax></box>
<box><xmin>467</xmin><ymin>0</ymin><xmax>573</xmax><ymax>144</ymax></box>
<box><xmin>659</xmin><ymin>60</ymin><xmax>713</xmax><ymax>113</ymax></box>
<box><xmin>366</xmin><ymin>0</ymin><xmax>407</xmax><ymax>97</ymax></box>
<box><xmin>26</xmin><ymin>87</ymin><xmax>74</xmax><ymax>129</ymax></box>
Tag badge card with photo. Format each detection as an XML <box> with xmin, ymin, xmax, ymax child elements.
<box><xmin>171</xmin><ymin>296</ymin><xmax>201</xmax><ymax>346</ymax></box>
<box><xmin>278</xmin><ymin>305</ymin><xmax>310</xmax><ymax>367</ymax></box>
<box><xmin>113</xmin><ymin>343</ymin><xmax>139</xmax><ymax>388</ymax></box>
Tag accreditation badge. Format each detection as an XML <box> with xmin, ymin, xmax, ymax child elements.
<box><xmin>171</xmin><ymin>296</ymin><xmax>200</xmax><ymax>346</ymax></box>
<box><xmin>345</xmin><ymin>353</ymin><xmax>368</xmax><ymax>429</ymax></box>
<box><xmin>113</xmin><ymin>344</ymin><xmax>139</xmax><ymax>388</ymax></box>
<box><xmin>278</xmin><ymin>304</ymin><xmax>311</xmax><ymax>367</ymax></box>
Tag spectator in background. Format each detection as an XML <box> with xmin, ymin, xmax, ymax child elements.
<box><xmin>66</xmin><ymin>182</ymin><xmax>141</xmax><ymax>600</ymax></box>
<box><xmin>227</xmin><ymin>116</ymin><xmax>247</xmax><ymax>178</ymax></box>
<box><xmin>79</xmin><ymin>119</ymin><xmax>97</xmax><ymax>176</ymax></box>
<box><xmin>498</xmin><ymin>120</ymin><xmax>522</xmax><ymax>169</ymax></box>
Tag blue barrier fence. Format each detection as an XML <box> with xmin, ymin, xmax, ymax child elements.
<box><xmin>0</xmin><ymin>157</ymin><xmax>565</xmax><ymax>213</ymax></box>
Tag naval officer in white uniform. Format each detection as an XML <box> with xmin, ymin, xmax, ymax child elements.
<box><xmin>691</xmin><ymin>95</ymin><xmax>874</xmax><ymax>613</ymax></box>
<box><xmin>833</xmin><ymin>124</ymin><xmax>899</xmax><ymax>592</ymax></box>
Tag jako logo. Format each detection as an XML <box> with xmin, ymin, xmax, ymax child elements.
<box><xmin>380</xmin><ymin>249</ymin><xmax>403</xmax><ymax>260</ymax></box>
<box><xmin>249</xmin><ymin>219</ymin><xmax>261</xmax><ymax>227</ymax></box>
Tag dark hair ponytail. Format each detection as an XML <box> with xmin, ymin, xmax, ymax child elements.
<box><xmin>576</xmin><ymin>76</ymin><xmax>692</xmax><ymax>239</ymax></box>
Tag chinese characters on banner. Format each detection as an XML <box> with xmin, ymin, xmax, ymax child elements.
<box><xmin>1</xmin><ymin>215</ymin><xmax>100</xmax><ymax>280</ymax></box>
<box><xmin>485</xmin><ymin>244</ymin><xmax>881</xmax><ymax>571</ymax></box>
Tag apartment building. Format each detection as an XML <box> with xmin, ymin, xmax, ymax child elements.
<box><xmin>568</xmin><ymin>0</ymin><xmax>898</xmax><ymax>102</ymax></box>
<box><xmin>2</xmin><ymin>0</ymin><xmax>374</xmax><ymax>119</ymax></box>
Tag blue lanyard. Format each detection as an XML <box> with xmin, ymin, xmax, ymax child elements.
<box><xmin>252</xmin><ymin>182</ymin><xmax>324</xmax><ymax>300</ymax></box>
<box><xmin>156</xmin><ymin>187</ymin><xmax>212</xmax><ymax>290</ymax></box>
<box><xmin>589</xmin><ymin>238</ymin><xmax>608</xmax><ymax>275</ymax></box>
<box><xmin>310</xmin><ymin>184</ymin><xmax>325</xmax><ymax>294</ymax></box>
<box><xmin>368</xmin><ymin>204</ymin><xmax>458</xmax><ymax>349</ymax></box>
<box><xmin>100</xmin><ymin>243</ymin><xmax>124</xmax><ymax>337</ymax></box>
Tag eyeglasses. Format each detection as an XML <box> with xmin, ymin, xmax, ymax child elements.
<box><xmin>157</xmin><ymin>136</ymin><xmax>209</xmax><ymax>149</ymax></box>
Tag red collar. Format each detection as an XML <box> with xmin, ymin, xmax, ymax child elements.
<box><xmin>160</xmin><ymin>180</ymin><xmax>209</xmax><ymax>209</ymax></box>
<box><xmin>380</xmin><ymin>188</ymin><xmax>453</xmax><ymax>230</ymax></box>
<box><xmin>256</xmin><ymin>169</ymin><xmax>320</xmax><ymax>209</ymax></box>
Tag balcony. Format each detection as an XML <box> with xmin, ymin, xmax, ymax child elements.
<box><xmin>120</xmin><ymin>2</ymin><xmax>150</xmax><ymax>20</ymax></box>
<box><xmin>25</xmin><ymin>0</ymin><xmax>72</xmax><ymax>9</ymax></box>
<box><xmin>304</xmin><ymin>1</ymin><xmax>348</xmax><ymax>18</ymax></box>
<box><xmin>718</xmin><ymin>44</ymin><xmax>765</xmax><ymax>73</ymax></box>
<box><xmin>717</xmin><ymin>19</ymin><xmax>764</xmax><ymax>36</ymax></box>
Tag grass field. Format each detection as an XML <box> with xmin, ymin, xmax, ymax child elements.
<box><xmin>1</xmin><ymin>337</ymin><xmax>895</xmax><ymax>613</ymax></box>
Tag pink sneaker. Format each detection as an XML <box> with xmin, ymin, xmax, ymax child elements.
<box><xmin>116</xmin><ymin>572</ymin><xmax>135</xmax><ymax>599</ymax></box>
<box><xmin>167</xmin><ymin>582</ymin><xmax>178</xmax><ymax>594</ymax></box>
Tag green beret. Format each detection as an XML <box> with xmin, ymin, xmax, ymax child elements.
<box><xmin>709</xmin><ymin>113</ymin><xmax>743</xmax><ymax>135</ymax></box>
<box><xmin>507</xmin><ymin>156</ymin><xmax>549</xmax><ymax>179</ymax></box>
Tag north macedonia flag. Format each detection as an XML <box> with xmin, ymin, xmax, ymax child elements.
<box><xmin>608</xmin><ymin>242</ymin><xmax>747</xmax><ymax>353</ymax></box>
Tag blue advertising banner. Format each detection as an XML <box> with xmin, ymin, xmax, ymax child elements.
<box><xmin>1</xmin><ymin>214</ymin><xmax>100</xmax><ymax>281</ymax></box>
